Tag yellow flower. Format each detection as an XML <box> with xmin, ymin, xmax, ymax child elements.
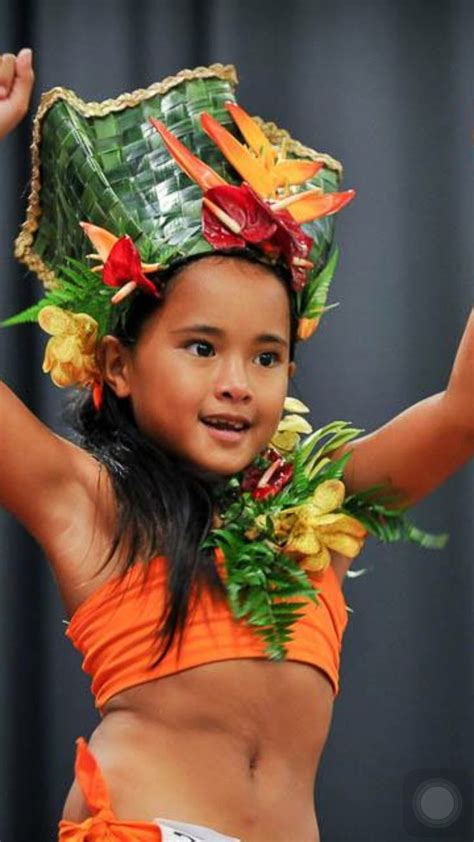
<box><xmin>38</xmin><ymin>305</ymin><xmax>100</xmax><ymax>388</ymax></box>
<box><xmin>270</xmin><ymin>397</ymin><xmax>312</xmax><ymax>453</ymax></box>
<box><xmin>282</xmin><ymin>397</ymin><xmax>310</xmax><ymax>414</ymax></box>
<box><xmin>272</xmin><ymin>479</ymin><xmax>368</xmax><ymax>574</ymax></box>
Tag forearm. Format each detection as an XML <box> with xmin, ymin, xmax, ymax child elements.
<box><xmin>330</xmin><ymin>390</ymin><xmax>474</xmax><ymax>510</ymax></box>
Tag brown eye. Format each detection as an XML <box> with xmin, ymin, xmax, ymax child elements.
<box><xmin>257</xmin><ymin>351</ymin><xmax>279</xmax><ymax>367</ymax></box>
<box><xmin>186</xmin><ymin>340</ymin><xmax>215</xmax><ymax>357</ymax></box>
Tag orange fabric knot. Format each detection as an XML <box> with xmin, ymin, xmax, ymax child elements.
<box><xmin>62</xmin><ymin>811</ymin><xmax>114</xmax><ymax>839</ymax></box>
<box><xmin>58</xmin><ymin>737</ymin><xmax>162</xmax><ymax>840</ymax></box>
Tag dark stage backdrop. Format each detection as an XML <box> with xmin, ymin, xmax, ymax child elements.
<box><xmin>0</xmin><ymin>1</ymin><xmax>472</xmax><ymax>840</ymax></box>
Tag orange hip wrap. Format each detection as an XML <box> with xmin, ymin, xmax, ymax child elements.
<box><xmin>58</xmin><ymin>736</ymin><xmax>162</xmax><ymax>840</ymax></box>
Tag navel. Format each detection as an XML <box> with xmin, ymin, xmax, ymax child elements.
<box><xmin>248</xmin><ymin>747</ymin><xmax>260</xmax><ymax>775</ymax></box>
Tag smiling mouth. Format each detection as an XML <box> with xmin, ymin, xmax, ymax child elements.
<box><xmin>200</xmin><ymin>418</ymin><xmax>250</xmax><ymax>443</ymax></box>
<box><xmin>201</xmin><ymin>417</ymin><xmax>249</xmax><ymax>431</ymax></box>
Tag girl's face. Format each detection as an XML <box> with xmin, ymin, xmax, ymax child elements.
<box><xmin>101</xmin><ymin>256</ymin><xmax>295</xmax><ymax>476</ymax></box>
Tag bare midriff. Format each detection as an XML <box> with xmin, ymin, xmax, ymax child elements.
<box><xmin>61</xmin><ymin>657</ymin><xmax>335</xmax><ymax>842</ymax></box>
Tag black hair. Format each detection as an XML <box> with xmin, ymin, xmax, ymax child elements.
<box><xmin>62</xmin><ymin>247</ymin><xmax>299</xmax><ymax>670</ymax></box>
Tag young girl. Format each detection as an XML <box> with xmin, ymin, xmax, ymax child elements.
<box><xmin>1</xmin><ymin>48</ymin><xmax>473</xmax><ymax>842</ymax></box>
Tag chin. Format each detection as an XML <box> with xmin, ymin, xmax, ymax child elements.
<box><xmin>173</xmin><ymin>452</ymin><xmax>242</xmax><ymax>481</ymax></box>
<box><xmin>171</xmin><ymin>434</ymin><xmax>264</xmax><ymax>479</ymax></box>
<box><xmin>200</xmin><ymin>459</ymin><xmax>247</xmax><ymax>478</ymax></box>
<box><xmin>193</xmin><ymin>451</ymin><xmax>257</xmax><ymax>479</ymax></box>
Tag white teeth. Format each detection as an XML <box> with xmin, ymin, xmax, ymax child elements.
<box><xmin>203</xmin><ymin>418</ymin><xmax>245</xmax><ymax>431</ymax></box>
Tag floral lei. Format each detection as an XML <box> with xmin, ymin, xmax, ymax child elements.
<box><xmin>201</xmin><ymin>398</ymin><xmax>449</xmax><ymax>659</ymax></box>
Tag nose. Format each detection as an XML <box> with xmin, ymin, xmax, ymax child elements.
<box><xmin>213</xmin><ymin>356</ymin><xmax>253</xmax><ymax>402</ymax></box>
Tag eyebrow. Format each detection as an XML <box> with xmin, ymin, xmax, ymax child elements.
<box><xmin>170</xmin><ymin>323</ymin><xmax>289</xmax><ymax>348</ymax></box>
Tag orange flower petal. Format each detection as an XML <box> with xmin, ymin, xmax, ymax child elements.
<box><xmin>79</xmin><ymin>222</ymin><xmax>119</xmax><ymax>262</ymax></box>
<box><xmin>224</xmin><ymin>101</ymin><xmax>276</xmax><ymax>169</ymax></box>
<box><xmin>150</xmin><ymin>117</ymin><xmax>226</xmax><ymax>192</ymax></box>
<box><xmin>297</xmin><ymin>317</ymin><xmax>320</xmax><ymax>341</ymax></box>
<box><xmin>271</xmin><ymin>160</ymin><xmax>324</xmax><ymax>189</ymax></box>
<box><xmin>288</xmin><ymin>189</ymin><xmax>356</xmax><ymax>224</ymax></box>
<box><xmin>200</xmin><ymin>112</ymin><xmax>275</xmax><ymax>198</ymax></box>
<box><xmin>92</xmin><ymin>380</ymin><xmax>104</xmax><ymax>411</ymax></box>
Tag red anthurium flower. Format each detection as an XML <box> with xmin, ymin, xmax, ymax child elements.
<box><xmin>202</xmin><ymin>182</ymin><xmax>314</xmax><ymax>292</ymax></box>
<box><xmin>241</xmin><ymin>447</ymin><xmax>294</xmax><ymax>500</ymax></box>
<box><xmin>262</xmin><ymin>202</ymin><xmax>314</xmax><ymax>293</ymax></box>
<box><xmin>102</xmin><ymin>236</ymin><xmax>162</xmax><ymax>301</ymax></box>
<box><xmin>202</xmin><ymin>183</ymin><xmax>278</xmax><ymax>249</ymax></box>
<box><xmin>202</xmin><ymin>203</ymin><xmax>245</xmax><ymax>250</ymax></box>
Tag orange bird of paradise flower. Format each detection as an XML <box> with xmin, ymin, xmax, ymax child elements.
<box><xmin>150</xmin><ymin>101</ymin><xmax>355</xmax><ymax>226</ymax></box>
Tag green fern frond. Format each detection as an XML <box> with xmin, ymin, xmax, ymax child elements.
<box><xmin>0</xmin><ymin>300</ymin><xmax>48</xmax><ymax>327</ymax></box>
<box><xmin>343</xmin><ymin>490</ymin><xmax>449</xmax><ymax>549</ymax></box>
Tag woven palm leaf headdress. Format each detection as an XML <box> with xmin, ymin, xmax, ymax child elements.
<box><xmin>1</xmin><ymin>63</ymin><xmax>354</xmax><ymax>409</ymax></box>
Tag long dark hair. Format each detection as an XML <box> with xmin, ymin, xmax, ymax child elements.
<box><xmin>62</xmin><ymin>248</ymin><xmax>299</xmax><ymax>668</ymax></box>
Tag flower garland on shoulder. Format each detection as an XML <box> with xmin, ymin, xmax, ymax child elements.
<box><xmin>202</xmin><ymin>398</ymin><xmax>449</xmax><ymax>659</ymax></box>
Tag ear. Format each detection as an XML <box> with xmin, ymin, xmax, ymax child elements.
<box><xmin>288</xmin><ymin>361</ymin><xmax>297</xmax><ymax>379</ymax></box>
<box><xmin>96</xmin><ymin>335</ymin><xmax>132</xmax><ymax>398</ymax></box>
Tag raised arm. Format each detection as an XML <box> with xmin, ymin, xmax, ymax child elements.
<box><xmin>0</xmin><ymin>380</ymin><xmax>96</xmax><ymax>550</ymax></box>
<box><xmin>328</xmin><ymin>308</ymin><xmax>474</xmax><ymax>509</ymax></box>
<box><xmin>0</xmin><ymin>50</ymin><xmax>95</xmax><ymax>553</ymax></box>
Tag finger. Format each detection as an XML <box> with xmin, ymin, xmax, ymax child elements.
<box><xmin>15</xmin><ymin>48</ymin><xmax>34</xmax><ymax>86</ymax></box>
<box><xmin>8</xmin><ymin>48</ymin><xmax>35</xmax><ymax>115</ymax></box>
<box><xmin>0</xmin><ymin>53</ymin><xmax>17</xmax><ymax>98</ymax></box>
<box><xmin>16</xmin><ymin>47</ymin><xmax>34</xmax><ymax>73</ymax></box>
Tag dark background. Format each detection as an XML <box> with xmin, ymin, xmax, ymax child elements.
<box><xmin>0</xmin><ymin>1</ymin><xmax>473</xmax><ymax>840</ymax></box>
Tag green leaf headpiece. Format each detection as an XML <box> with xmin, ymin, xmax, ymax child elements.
<box><xmin>1</xmin><ymin>63</ymin><xmax>352</xmax><ymax>408</ymax></box>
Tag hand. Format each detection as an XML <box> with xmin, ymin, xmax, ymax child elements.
<box><xmin>0</xmin><ymin>48</ymin><xmax>35</xmax><ymax>141</ymax></box>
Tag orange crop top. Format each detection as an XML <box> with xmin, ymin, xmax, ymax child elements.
<box><xmin>64</xmin><ymin>548</ymin><xmax>349</xmax><ymax>716</ymax></box>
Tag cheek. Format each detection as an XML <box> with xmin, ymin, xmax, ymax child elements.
<box><xmin>260</xmin><ymin>381</ymin><xmax>287</xmax><ymax>426</ymax></box>
<box><xmin>142</xmin><ymin>352</ymin><xmax>204</xmax><ymax>414</ymax></box>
